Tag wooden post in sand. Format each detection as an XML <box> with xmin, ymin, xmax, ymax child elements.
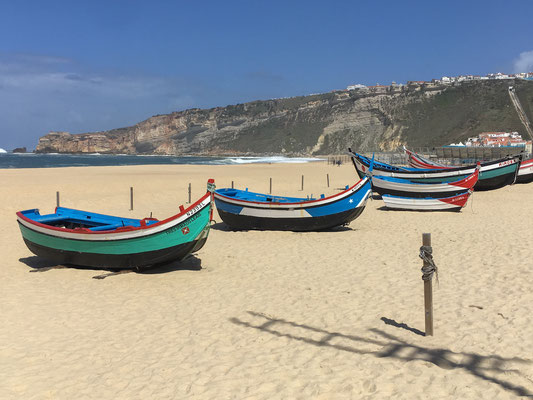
<box><xmin>327</xmin><ymin>173</ymin><xmax>330</xmax><ymax>187</ymax></box>
<box><xmin>56</xmin><ymin>191</ymin><xmax>60</xmax><ymax>207</ymax></box>
<box><xmin>130</xmin><ymin>187</ymin><xmax>133</xmax><ymax>210</ymax></box>
<box><xmin>188</xmin><ymin>183</ymin><xmax>191</xmax><ymax>203</ymax></box>
<box><xmin>301</xmin><ymin>175</ymin><xmax>304</xmax><ymax>191</ymax></box>
<box><xmin>231</xmin><ymin>181</ymin><xmax>234</xmax><ymax>189</ymax></box>
<box><xmin>422</xmin><ymin>233</ymin><xmax>434</xmax><ymax>336</ymax></box>
<box><xmin>269</xmin><ymin>178</ymin><xmax>272</xmax><ymax>194</ymax></box>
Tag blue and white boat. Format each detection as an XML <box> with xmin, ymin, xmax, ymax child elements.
<box><xmin>372</xmin><ymin>167</ymin><xmax>479</xmax><ymax>198</ymax></box>
<box><xmin>214</xmin><ymin>177</ymin><xmax>372</xmax><ymax>231</ymax></box>
<box><xmin>349</xmin><ymin>150</ymin><xmax>519</xmax><ymax>191</ymax></box>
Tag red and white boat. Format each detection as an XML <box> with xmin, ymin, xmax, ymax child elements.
<box><xmin>516</xmin><ymin>158</ymin><xmax>533</xmax><ymax>183</ymax></box>
<box><xmin>372</xmin><ymin>167</ymin><xmax>479</xmax><ymax>198</ymax></box>
<box><xmin>404</xmin><ymin>147</ymin><xmax>533</xmax><ymax>184</ymax></box>
<box><xmin>382</xmin><ymin>190</ymin><xmax>473</xmax><ymax>212</ymax></box>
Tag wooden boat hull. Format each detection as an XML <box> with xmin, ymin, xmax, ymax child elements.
<box><xmin>20</xmin><ymin>233</ymin><xmax>208</xmax><ymax>269</ymax></box>
<box><xmin>214</xmin><ymin>177</ymin><xmax>372</xmax><ymax>231</ymax></box>
<box><xmin>16</xmin><ymin>181</ymin><xmax>215</xmax><ymax>269</ymax></box>
<box><xmin>217</xmin><ymin>206</ymin><xmax>366</xmax><ymax>231</ymax></box>
<box><xmin>405</xmin><ymin>147</ymin><xmax>533</xmax><ymax>185</ymax></box>
<box><xmin>516</xmin><ymin>158</ymin><xmax>533</xmax><ymax>183</ymax></box>
<box><xmin>382</xmin><ymin>191</ymin><xmax>472</xmax><ymax>211</ymax></box>
<box><xmin>372</xmin><ymin>169</ymin><xmax>478</xmax><ymax>198</ymax></box>
<box><xmin>352</xmin><ymin>152</ymin><xmax>519</xmax><ymax>191</ymax></box>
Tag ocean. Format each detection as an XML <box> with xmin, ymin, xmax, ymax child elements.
<box><xmin>0</xmin><ymin>153</ymin><xmax>322</xmax><ymax>169</ymax></box>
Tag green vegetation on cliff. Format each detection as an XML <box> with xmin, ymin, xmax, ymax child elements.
<box><xmin>394</xmin><ymin>80</ymin><xmax>533</xmax><ymax>147</ymax></box>
<box><xmin>36</xmin><ymin>80</ymin><xmax>533</xmax><ymax>155</ymax></box>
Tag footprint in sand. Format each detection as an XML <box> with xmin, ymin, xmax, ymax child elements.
<box><xmin>362</xmin><ymin>380</ymin><xmax>377</xmax><ymax>393</ymax></box>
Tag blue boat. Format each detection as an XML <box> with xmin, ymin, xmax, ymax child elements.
<box><xmin>213</xmin><ymin>177</ymin><xmax>372</xmax><ymax>231</ymax></box>
<box><xmin>349</xmin><ymin>150</ymin><xmax>519</xmax><ymax>190</ymax></box>
<box><xmin>371</xmin><ymin>167</ymin><xmax>479</xmax><ymax>198</ymax></box>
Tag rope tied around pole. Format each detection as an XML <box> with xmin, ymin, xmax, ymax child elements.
<box><xmin>419</xmin><ymin>245</ymin><xmax>439</xmax><ymax>284</ymax></box>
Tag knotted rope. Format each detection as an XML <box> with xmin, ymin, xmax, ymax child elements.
<box><xmin>419</xmin><ymin>245</ymin><xmax>439</xmax><ymax>284</ymax></box>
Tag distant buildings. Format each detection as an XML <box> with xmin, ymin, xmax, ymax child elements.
<box><xmin>345</xmin><ymin>72</ymin><xmax>533</xmax><ymax>92</ymax></box>
<box><xmin>462</xmin><ymin>132</ymin><xmax>531</xmax><ymax>148</ymax></box>
<box><xmin>346</xmin><ymin>84</ymin><xmax>367</xmax><ymax>91</ymax></box>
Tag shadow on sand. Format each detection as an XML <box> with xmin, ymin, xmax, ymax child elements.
<box><xmin>210</xmin><ymin>222</ymin><xmax>353</xmax><ymax>233</ymax></box>
<box><xmin>380</xmin><ymin>317</ymin><xmax>425</xmax><ymax>337</ymax></box>
<box><xmin>210</xmin><ymin>222</ymin><xmax>235</xmax><ymax>232</ymax></box>
<box><xmin>230</xmin><ymin>311</ymin><xmax>532</xmax><ymax>397</ymax></box>
<box><xmin>19</xmin><ymin>255</ymin><xmax>202</xmax><ymax>279</ymax></box>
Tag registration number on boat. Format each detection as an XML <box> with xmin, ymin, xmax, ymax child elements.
<box><xmin>166</xmin><ymin>213</ymin><xmax>200</xmax><ymax>235</ymax></box>
<box><xmin>186</xmin><ymin>205</ymin><xmax>202</xmax><ymax>217</ymax></box>
<box><xmin>498</xmin><ymin>160</ymin><xmax>515</xmax><ymax>167</ymax></box>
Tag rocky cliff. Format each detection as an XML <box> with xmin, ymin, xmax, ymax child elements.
<box><xmin>36</xmin><ymin>80</ymin><xmax>533</xmax><ymax>155</ymax></box>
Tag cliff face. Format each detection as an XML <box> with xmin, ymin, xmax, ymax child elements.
<box><xmin>36</xmin><ymin>80</ymin><xmax>533</xmax><ymax>155</ymax></box>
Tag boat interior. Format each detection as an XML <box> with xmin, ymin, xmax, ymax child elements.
<box><xmin>355</xmin><ymin>154</ymin><xmax>411</xmax><ymax>172</ymax></box>
<box><xmin>20</xmin><ymin>207</ymin><xmax>159</xmax><ymax>231</ymax></box>
<box><xmin>216</xmin><ymin>188</ymin><xmax>326</xmax><ymax>203</ymax></box>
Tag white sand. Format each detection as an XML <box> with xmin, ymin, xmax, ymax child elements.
<box><xmin>1</xmin><ymin>162</ymin><xmax>532</xmax><ymax>399</ymax></box>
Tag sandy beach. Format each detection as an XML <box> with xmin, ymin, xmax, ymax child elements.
<box><xmin>1</xmin><ymin>161</ymin><xmax>532</xmax><ymax>399</ymax></box>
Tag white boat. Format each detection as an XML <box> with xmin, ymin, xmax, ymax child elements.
<box><xmin>382</xmin><ymin>191</ymin><xmax>472</xmax><ymax>211</ymax></box>
<box><xmin>372</xmin><ymin>168</ymin><xmax>479</xmax><ymax>198</ymax></box>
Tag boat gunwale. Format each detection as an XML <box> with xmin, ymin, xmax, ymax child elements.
<box><xmin>353</xmin><ymin>152</ymin><xmax>518</xmax><ymax>174</ymax></box>
<box><xmin>372</xmin><ymin>168</ymin><xmax>479</xmax><ymax>188</ymax></box>
<box><xmin>16</xmin><ymin>188</ymin><xmax>212</xmax><ymax>237</ymax></box>
<box><xmin>214</xmin><ymin>177</ymin><xmax>369</xmax><ymax>208</ymax></box>
<box><xmin>381</xmin><ymin>190</ymin><xmax>471</xmax><ymax>201</ymax></box>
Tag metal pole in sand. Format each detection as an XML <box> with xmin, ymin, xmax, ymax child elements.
<box><xmin>269</xmin><ymin>178</ymin><xmax>272</xmax><ymax>194</ymax></box>
<box><xmin>56</xmin><ymin>191</ymin><xmax>60</xmax><ymax>207</ymax></box>
<box><xmin>188</xmin><ymin>183</ymin><xmax>191</xmax><ymax>203</ymax></box>
<box><xmin>130</xmin><ymin>187</ymin><xmax>133</xmax><ymax>210</ymax></box>
<box><xmin>327</xmin><ymin>173</ymin><xmax>330</xmax><ymax>187</ymax></box>
<box><xmin>421</xmin><ymin>233</ymin><xmax>434</xmax><ymax>336</ymax></box>
<box><xmin>301</xmin><ymin>175</ymin><xmax>304</xmax><ymax>191</ymax></box>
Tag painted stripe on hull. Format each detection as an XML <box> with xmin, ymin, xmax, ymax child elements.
<box><xmin>214</xmin><ymin>179</ymin><xmax>372</xmax><ymax>231</ymax></box>
<box><xmin>22</xmin><ymin>236</ymin><xmax>208</xmax><ymax>269</ymax></box>
<box><xmin>217</xmin><ymin>206</ymin><xmax>366</xmax><ymax>231</ymax></box>
<box><xmin>382</xmin><ymin>194</ymin><xmax>471</xmax><ymax>211</ymax></box>
<box><xmin>17</xmin><ymin>196</ymin><xmax>211</xmax><ymax>241</ymax></box>
<box><xmin>353</xmin><ymin>156</ymin><xmax>518</xmax><ymax>190</ymax></box>
<box><xmin>517</xmin><ymin>161</ymin><xmax>533</xmax><ymax>183</ymax></box>
<box><xmin>372</xmin><ymin>185</ymin><xmax>470</xmax><ymax>198</ymax></box>
<box><xmin>406</xmin><ymin>151</ymin><xmax>532</xmax><ymax>184</ymax></box>
<box><xmin>372</xmin><ymin>172</ymin><xmax>477</xmax><ymax>198</ymax></box>
<box><xmin>217</xmin><ymin>186</ymin><xmax>371</xmax><ymax>219</ymax></box>
<box><xmin>18</xmin><ymin>205</ymin><xmax>211</xmax><ymax>254</ymax></box>
<box><xmin>214</xmin><ymin>177</ymin><xmax>370</xmax><ymax>210</ymax></box>
<box><xmin>408</xmin><ymin>167</ymin><xmax>516</xmax><ymax>190</ymax></box>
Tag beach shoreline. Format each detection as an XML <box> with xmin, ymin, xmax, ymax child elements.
<box><xmin>1</xmin><ymin>162</ymin><xmax>532</xmax><ymax>399</ymax></box>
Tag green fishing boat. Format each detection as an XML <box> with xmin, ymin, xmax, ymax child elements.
<box><xmin>16</xmin><ymin>179</ymin><xmax>215</xmax><ymax>270</ymax></box>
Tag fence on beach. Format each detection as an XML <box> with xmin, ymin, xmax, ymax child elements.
<box><xmin>355</xmin><ymin>146</ymin><xmax>531</xmax><ymax>167</ymax></box>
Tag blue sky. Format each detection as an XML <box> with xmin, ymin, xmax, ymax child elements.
<box><xmin>1</xmin><ymin>0</ymin><xmax>533</xmax><ymax>150</ymax></box>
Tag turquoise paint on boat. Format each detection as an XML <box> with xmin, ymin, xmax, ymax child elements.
<box><xmin>18</xmin><ymin>205</ymin><xmax>211</xmax><ymax>255</ymax></box>
<box><xmin>479</xmin><ymin>163</ymin><xmax>518</xmax><ymax>179</ymax></box>
<box><xmin>408</xmin><ymin>162</ymin><xmax>518</xmax><ymax>183</ymax></box>
<box><xmin>16</xmin><ymin>179</ymin><xmax>216</xmax><ymax>269</ymax></box>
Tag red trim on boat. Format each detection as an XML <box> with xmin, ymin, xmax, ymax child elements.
<box><xmin>16</xmin><ymin>180</ymin><xmax>214</xmax><ymax>235</ymax></box>
<box><xmin>520</xmin><ymin>159</ymin><xmax>533</xmax><ymax>169</ymax></box>
<box><xmin>214</xmin><ymin>177</ymin><xmax>368</xmax><ymax>206</ymax></box>
<box><xmin>438</xmin><ymin>192</ymin><xmax>471</xmax><ymax>207</ymax></box>
<box><xmin>449</xmin><ymin>169</ymin><xmax>479</xmax><ymax>188</ymax></box>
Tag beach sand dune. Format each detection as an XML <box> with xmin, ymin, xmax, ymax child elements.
<box><xmin>1</xmin><ymin>162</ymin><xmax>532</xmax><ymax>399</ymax></box>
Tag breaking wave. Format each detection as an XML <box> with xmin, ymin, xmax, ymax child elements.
<box><xmin>0</xmin><ymin>153</ymin><xmax>324</xmax><ymax>169</ymax></box>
